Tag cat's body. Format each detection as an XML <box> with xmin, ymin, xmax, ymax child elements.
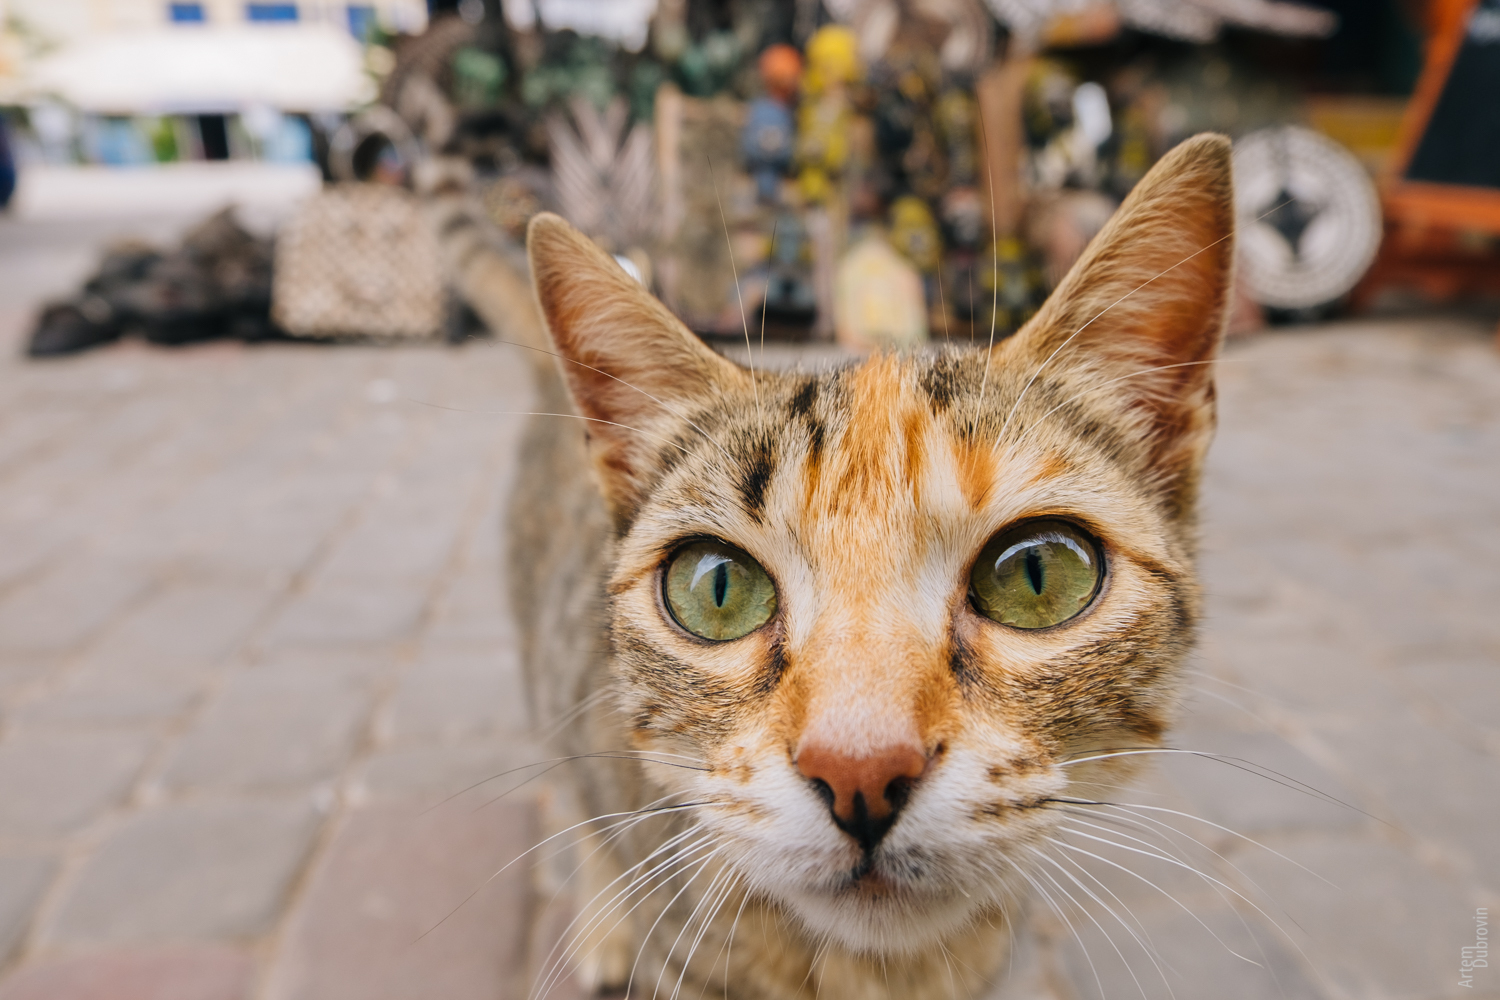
<box><xmin>505</xmin><ymin>134</ymin><xmax>1235</xmax><ymax>999</ymax></box>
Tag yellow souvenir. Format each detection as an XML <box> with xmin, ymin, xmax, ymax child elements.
<box><xmin>796</xmin><ymin>25</ymin><xmax>863</xmax><ymax>205</ymax></box>
<box><xmin>834</xmin><ymin>232</ymin><xmax>928</xmax><ymax>351</ymax></box>
<box><xmin>888</xmin><ymin>196</ymin><xmax>942</xmax><ymax>274</ymax></box>
<box><xmin>802</xmin><ymin>25</ymin><xmax>861</xmax><ymax>97</ymax></box>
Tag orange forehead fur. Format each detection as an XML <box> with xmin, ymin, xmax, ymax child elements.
<box><xmin>827</xmin><ymin>355</ymin><xmax>906</xmax><ymax>511</ymax></box>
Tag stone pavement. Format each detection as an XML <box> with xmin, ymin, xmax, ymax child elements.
<box><xmin>0</xmin><ymin>209</ymin><xmax>1496</xmax><ymax>1000</ymax></box>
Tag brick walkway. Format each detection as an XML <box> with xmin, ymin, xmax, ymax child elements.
<box><xmin>0</xmin><ymin>211</ymin><xmax>1496</xmax><ymax>1000</ymax></box>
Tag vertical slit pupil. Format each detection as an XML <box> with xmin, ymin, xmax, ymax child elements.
<box><xmin>713</xmin><ymin>562</ymin><xmax>729</xmax><ymax>607</ymax></box>
<box><xmin>1024</xmin><ymin>548</ymin><xmax>1045</xmax><ymax>595</ymax></box>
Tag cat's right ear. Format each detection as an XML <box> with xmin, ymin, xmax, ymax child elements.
<box><xmin>1003</xmin><ymin>133</ymin><xmax>1235</xmax><ymax>518</ymax></box>
<box><xmin>526</xmin><ymin>213</ymin><xmax>750</xmax><ymax>519</ymax></box>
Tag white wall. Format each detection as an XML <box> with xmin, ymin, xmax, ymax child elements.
<box><xmin>7</xmin><ymin>0</ymin><xmax>426</xmax><ymax>44</ymax></box>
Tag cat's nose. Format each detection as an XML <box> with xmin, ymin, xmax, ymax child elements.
<box><xmin>796</xmin><ymin>741</ymin><xmax>929</xmax><ymax>852</ymax></box>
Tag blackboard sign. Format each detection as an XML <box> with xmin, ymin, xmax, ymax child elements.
<box><xmin>1405</xmin><ymin>0</ymin><xmax>1500</xmax><ymax>190</ymax></box>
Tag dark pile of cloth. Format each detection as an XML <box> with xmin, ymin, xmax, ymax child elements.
<box><xmin>27</xmin><ymin>208</ymin><xmax>276</xmax><ymax>357</ymax></box>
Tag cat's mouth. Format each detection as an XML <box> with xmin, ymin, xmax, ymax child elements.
<box><xmin>842</xmin><ymin>862</ymin><xmax>898</xmax><ymax>896</ymax></box>
<box><xmin>772</xmin><ymin>850</ymin><xmax>985</xmax><ymax>954</ymax></box>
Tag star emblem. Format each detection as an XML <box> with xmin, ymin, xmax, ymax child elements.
<box><xmin>1262</xmin><ymin>188</ymin><xmax>1322</xmax><ymax>261</ymax></box>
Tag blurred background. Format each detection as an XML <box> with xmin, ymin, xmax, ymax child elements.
<box><xmin>0</xmin><ymin>1</ymin><xmax>1496</xmax><ymax>999</ymax></box>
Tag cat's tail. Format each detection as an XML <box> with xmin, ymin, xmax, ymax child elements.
<box><xmin>417</xmin><ymin>158</ymin><xmax>566</xmax><ymax>397</ymax></box>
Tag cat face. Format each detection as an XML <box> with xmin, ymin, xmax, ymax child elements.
<box><xmin>528</xmin><ymin>135</ymin><xmax>1233</xmax><ymax>955</ymax></box>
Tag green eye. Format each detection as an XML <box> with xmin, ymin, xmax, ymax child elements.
<box><xmin>970</xmin><ymin>520</ymin><xmax>1103</xmax><ymax>629</ymax></box>
<box><xmin>663</xmin><ymin>541</ymin><xmax>778</xmax><ymax>641</ymax></box>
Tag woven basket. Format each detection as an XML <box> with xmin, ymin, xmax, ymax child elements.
<box><xmin>272</xmin><ymin>184</ymin><xmax>444</xmax><ymax>340</ymax></box>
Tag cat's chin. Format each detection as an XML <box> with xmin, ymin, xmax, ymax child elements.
<box><xmin>777</xmin><ymin>878</ymin><xmax>988</xmax><ymax>955</ymax></box>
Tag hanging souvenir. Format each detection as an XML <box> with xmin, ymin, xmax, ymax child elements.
<box><xmin>761</xmin><ymin>211</ymin><xmax>819</xmax><ymax>330</ymax></box>
<box><xmin>743</xmin><ymin>99</ymin><xmax>796</xmax><ymax>203</ymax></box>
<box><xmin>796</xmin><ymin>25</ymin><xmax>862</xmax><ymax>205</ymax></box>
<box><xmin>834</xmin><ymin>231</ymin><xmax>928</xmax><ymax>350</ymax></box>
<box><xmin>935</xmin><ymin>87</ymin><xmax>980</xmax><ymax>186</ymax></box>
<box><xmin>741</xmin><ymin>46</ymin><xmax>802</xmax><ymax>204</ymax></box>
<box><xmin>976</xmin><ymin>236</ymin><xmax>1047</xmax><ymax>336</ymax></box>
<box><xmin>888</xmin><ymin>195</ymin><xmax>942</xmax><ymax>274</ymax></box>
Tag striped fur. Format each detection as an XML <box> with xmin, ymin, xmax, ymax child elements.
<box><xmin>509</xmin><ymin>134</ymin><xmax>1235</xmax><ymax>999</ymax></box>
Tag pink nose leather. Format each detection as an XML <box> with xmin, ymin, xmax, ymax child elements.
<box><xmin>795</xmin><ymin>742</ymin><xmax>928</xmax><ymax>823</ymax></box>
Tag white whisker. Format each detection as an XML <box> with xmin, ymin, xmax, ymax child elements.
<box><xmin>973</xmin><ymin>105</ymin><xmax>1002</xmax><ymax>428</ymax></box>
<box><xmin>1017</xmin><ymin>862</ymin><xmax>1110</xmax><ymax>1000</ymax></box>
<box><xmin>1048</xmin><ymin>828</ymin><xmax>1260</xmax><ymax>965</ymax></box>
<box><xmin>1090</xmin><ymin>802</ymin><xmax>1335</xmax><ymax>888</ymax></box>
<box><xmin>624</xmin><ymin>848</ymin><xmax>726</xmax><ymax>1000</ymax></box>
<box><xmin>1055</xmin><ymin>748</ymin><xmax>1377</xmax><ymax>821</ymax></box>
<box><xmin>1032</xmin><ymin>846</ymin><xmax>1174</xmax><ymax>999</ymax></box>
<box><xmin>1054</xmin><ymin>823</ymin><xmax>1324</xmax><ymax>979</ymax></box>
<box><xmin>535</xmin><ymin>831</ymin><xmax>718</xmax><ymax>1000</ymax></box>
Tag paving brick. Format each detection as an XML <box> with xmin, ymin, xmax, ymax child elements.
<box><xmin>247</xmin><ymin>644</ymin><xmax>401</xmax><ymax>682</ymax></box>
<box><xmin>0</xmin><ymin>557</ymin><xmax>150</xmax><ymax>654</ymax></box>
<box><xmin>1230</xmin><ymin>832</ymin><xmax>1473</xmax><ymax>999</ymax></box>
<box><xmin>314</xmin><ymin>482</ymin><xmax>471</xmax><ymax>585</ymax></box>
<box><xmin>162</xmin><ymin>669</ymin><xmax>372</xmax><ymax>792</ymax></box>
<box><xmin>262</xmin><ymin>583</ymin><xmax>428</xmax><ymax>647</ymax></box>
<box><xmin>0</xmin><ymin>731</ymin><xmax>152</xmax><ymax>838</ymax></box>
<box><xmin>13</xmin><ymin>676</ymin><xmax>200</xmax><ymax>728</ymax></box>
<box><xmin>426</xmin><ymin>567</ymin><xmax>514</xmax><ymax>645</ymax></box>
<box><xmin>46</xmin><ymin>798</ymin><xmax>321</xmax><ymax>945</ymax></box>
<box><xmin>0</xmin><ymin>855</ymin><xmax>55</xmax><ymax>966</ymax></box>
<box><xmin>265</xmin><ymin>800</ymin><xmax>537</xmax><ymax>1000</ymax></box>
<box><xmin>1306</xmin><ymin>706</ymin><xmax>1500</xmax><ymax>893</ymax></box>
<box><xmin>161</xmin><ymin>484</ymin><xmax>359</xmax><ymax>581</ymax></box>
<box><xmin>74</xmin><ymin>582</ymin><xmax>278</xmax><ymax>676</ymax></box>
<box><xmin>1057</xmin><ymin>903</ymin><xmax>1324</xmax><ymax>1000</ymax></box>
<box><xmin>1392</xmin><ymin>651</ymin><xmax>1500</xmax><ymax>744</ymax></box>
<box><xmin>0</xmin><ymin>653</ymin><xmax>52</xmax><ymax>703</ymax></box>
<box><xmin>354</xmin><ymin>741</ymin><xmax>544</xmax><ymax>802</ymax></box>
<box><xmin>384</xmin><ymin>643</ymin><xmax>526</xmax><ymax>744</ymax></box>
<box><xmin>0</xmin><ymin>945</ymin><xmax>253</xmax><ymax>1000</ymax></box>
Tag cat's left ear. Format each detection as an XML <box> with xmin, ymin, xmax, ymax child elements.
<box><xmin>526</xmin><ymin>213</ymin><xmax>751</xmax><ymax>521</ymax></box>
<box><xmin>1004</xmin><ymin>133</ymin><xmax>1234</xmax><ymax>516</ymax></box>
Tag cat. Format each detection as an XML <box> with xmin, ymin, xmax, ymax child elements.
<box><xmin>504</xmin><ymin>132</ymin><xmax>1234</xmax><ymax>1000</ymax></box>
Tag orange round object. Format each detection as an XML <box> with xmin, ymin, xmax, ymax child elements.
<box><xmin>759</xmin><ymin>44</ymin><xmax>803</xmax><ymax>103</ymax></box>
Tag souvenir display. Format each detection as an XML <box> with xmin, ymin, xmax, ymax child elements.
<box><xmin>655</xmin><ymin>88</ymin><xmax>753</xmax><ymax>332</ymax></box>
<box><xmin>26</xmin><ymin>0</ymin><xmax>1371</xmax><ymax>355</ymax></box>
<box><xmin>977</xmin><ymin>235</ymin><xmax>1047</xmax><ymax>335</ymax></box>
<box><xmin>439</xmin><ymin>0</ymin><xmax>1340</xmax><ymax>343</ymax></box>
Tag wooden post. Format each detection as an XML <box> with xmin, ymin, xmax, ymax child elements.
<box><xmin>975</xmin><ymin>43</ymin><xmax>1030</xmax><ymax>239</ymax></box>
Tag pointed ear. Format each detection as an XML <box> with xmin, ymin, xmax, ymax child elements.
<box><xmin>526</xmin><ymin>212</ymin><xmax>749</xmax><ymax>520</ymax></box>
<box><xmin>1007</xmin><ymin>133</ymin><xmax>1235</xmax><ymax>516</ymax></box>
